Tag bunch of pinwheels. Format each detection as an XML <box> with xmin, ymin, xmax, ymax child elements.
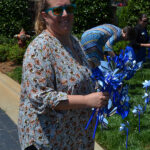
<box><xmin>85</xmin><ymin>46</ymin><xmax>142</xmax><ymax>139</ymax></box>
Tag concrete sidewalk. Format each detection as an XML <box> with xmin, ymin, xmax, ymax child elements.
<box><xmin>0</xmin><ymin>72</ymin><xmax>103</xmax><ymax>150</ymax></box>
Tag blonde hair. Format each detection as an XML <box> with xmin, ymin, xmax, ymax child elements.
<box><xmin>34</xmin><ymin>0</ymin><xmax>49</xmax><ymax>35</ymax></box>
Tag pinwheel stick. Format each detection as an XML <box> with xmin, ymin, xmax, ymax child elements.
<box><xmin>126</xmin><ymin>128</ymin><xmax>128</xmax><ymax>149</ymax></box>
<box><xmin>85</xmin><ymin>108</ymin><xmax>96</xmax><ymax>130</ymax></box>
<box><xmin>138</xmin><ymin>111</ymin><xmax>140</xmax><ymax>133</ymax></box>
<box><xmin>93</xmin><ymin>110</ymin><xmax>100</xmax><ymax>139</ymax></box>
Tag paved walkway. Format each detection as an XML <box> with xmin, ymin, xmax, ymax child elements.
<box><xmin>0</xmin><ymin>109</ymin><xmax>21</xmax><ymax>150</ymax></box>
<box><xmin>0</xmin><ymin>72</ymin><xmax>103</xmax><ymax>150</ymax></box>
<box><xmin>0</xmin><ymin>72</ymin><xmax>21</xmax><ymax>150</ymax></box>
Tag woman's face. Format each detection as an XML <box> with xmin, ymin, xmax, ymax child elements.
<box><xmin>44</xmin><ymin>0</ymin><xmax>74</xmax><ymax>36</ymax></box>
<box><xmin>139</xmin><ymin>17</ymin><xmax>148</xmax><ymax>28</ymax></box>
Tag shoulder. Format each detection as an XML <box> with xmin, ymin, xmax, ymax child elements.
<box><xmin>25</xmin><ymin>31</ymin><xmax>56</xmax><ymax>60</ymax></box>
<box><xmin>28</xmin><ymin>31</ymin><xmax>56</xmax><ymax>51</ymax></box>
<box><xmin>103</xmin><ymin>24</ymin><xmax>121</xmax><ymax>32</ymax></box>
<box><xmin>109</xmin><ymin>24</ymin><xmax>121</xmax><ymax>31</ymax></box>
<box><xmin>71</xmin><ymin>35</ymin><xmax>80</xmax><ymax>43</ymax></box>
<box><xmin>135</xmin><ymin>24</ymin><xmax>142</xmax><ymax>31</ymax></box>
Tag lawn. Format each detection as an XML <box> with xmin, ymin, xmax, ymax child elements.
<box><xmin>96</xmin><ymin>61</ymin><xmax>150</xmax><ymax>150</ymax></box>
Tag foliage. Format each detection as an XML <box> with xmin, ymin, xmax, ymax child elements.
<box><xmin>0</xmin><ymin>35</ymin><xmax>34</xmax><ymax>63</ymax></box>
<box><xmin>113</xmin><ymin>41</ymin><xmax>129</xmax><ymax>55</ymax></box>
<box><xmin>117</xmin><ymin>0</ymin><xmax>150</xmax><ymax>31</ymax></box>
<box><xmin>96</xmin><ymin>62</ymin><xmax>150</xmax><ymax>150</ymax></box>
<box><xmin>0</xmin><ymin>0</ymin><xmax>34</xmax><ymax>37</ymax></box>
<box><xmin>0</xmin><ymin>0</ymin><xmax>114</xmax><ymax>37</ymax></box>
<box><xmin>0</xmin><ymin>44</ymin><xmax>10</xmax><ymax>62</ymax></box>
<box><xmin>72</xmin><ymin>0</ymin><xmax>113</xmax><ymax>34</ymax></box>
<box><xmin>7</xmin><ymin>66</ymin><xmax>22</xmax><ymax>84</ymax></box>
<box><xmin>8</xmin><ymin>44</ymin><xmax>26</xmax><ymax>64</ymax></box>
<box><xmin>0</xmin><ymin>35</ymin><xmax>17</xmax><ymax>45</ymax></box>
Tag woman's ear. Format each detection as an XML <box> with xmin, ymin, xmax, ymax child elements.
<box><xmin>41</xmin><ymin>11</ymin><xmax>48</xmax><ymax>21</ymax></box>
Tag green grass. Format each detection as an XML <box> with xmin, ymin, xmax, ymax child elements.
<box><xmin>96</xmin><ymin>61</ymin><xmax>150</xmax><ymax>150</ymax></box>
<box><xmin>6</xmin><ymin>66</ymin><xmax>22</xmax><ymax>84</ymax></box>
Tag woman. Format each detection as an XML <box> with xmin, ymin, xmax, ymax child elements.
<box><xmin>18</xmin><ymin>0</ymin><xmax>109</xmax><ymax>150</ymax></box>
<box><xmin>81</xmin><ymin>24</ymin><xmax>136</xmax><ymax>68</ymax></box>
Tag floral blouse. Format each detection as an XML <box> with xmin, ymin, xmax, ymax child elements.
<box><xmin>18</xmin><ymin>30</ymin><xmax>96</xmax><ymax>150</ymax></box>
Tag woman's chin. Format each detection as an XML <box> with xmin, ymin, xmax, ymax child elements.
<box><xmin>60</xmin><ymin>28</ymin><xmax>71</xmax><ymax>35</ymax></box>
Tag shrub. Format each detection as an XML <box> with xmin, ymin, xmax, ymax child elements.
<box><xmin>7</xmin><ymin>66</ymin><xmax>22</xmax><ymax>84</ymax></box>
<box><xmin>0</xmin><ymin>44</ymin><xmax>10</xmax><ymax>62</ymax></box>
<box><xmin>0</xmin><ymin>35</ymin><xmax>17</xmax><ymax>45</ymax></box>
<box><xmin>8</xmin><ymin>44</ymin><xmax>25</xmax><ymax>64</ymax></box>
<box><xmin>117</xmin><ymin>0</ymin><xmax>150</xmax><ymax>31</ymax></box>
<box><xmin>0</xmin><ymin>0</ymin><xmax>34</xmax><ymax>37</ymax></box>
<box><xmin>113</xmin><ymin>41</ymin><xmax>129</xmax><ymax>55</ymax></box>
<box><xmin>73</xmin><ymin>0</ymin><xmax>113</xmax><ymax>34</ymax></box>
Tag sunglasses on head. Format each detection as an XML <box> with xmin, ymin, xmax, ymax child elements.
<box><xmin>45</xmin><ymin>4</ymin><xmax>76</xmax><ymax>16</ymax></box>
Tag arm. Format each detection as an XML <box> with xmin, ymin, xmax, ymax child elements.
<box><xmin>104</xmin><ymin>35</ymin><xmax>116</xmax><ymax>57</ymax></box>
<box><xmin>26</xmin><ymin>34</ymin><xmax>31</xmax><ymax>39</ymax></box>
<box><xmin>14</xmin><ymin>34</ymin><xmax>18</xmax><ymax>38</ymax></box>
<box><xmin>140</xmin><ymin>43</ymin><xmax>150</xmax><ymax>48</ymax></box>
<box><xmin>107</xmin><ymin>51</ymin><xmax>115</xmax><ymax>57</ymax></box>
<box><xmin>56</xmin><ymin>92</ymin><xmax>109</xmax><ymax>110</ymax></box>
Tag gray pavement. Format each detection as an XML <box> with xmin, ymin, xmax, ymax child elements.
<box><xmin>0</xmin><ymin>72</ymin><xmax>103</xmax><ymax>150</ymax></box>
<box><xmin>0</xmin><ymin>109</ymin><xmax>21</xmax><ymax>150</ymax></box>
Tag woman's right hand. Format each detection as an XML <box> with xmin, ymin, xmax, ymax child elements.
<box><xmin>84</xmin><ymin>92</ymin><xmax>109</xmax><ymax>108</ymax></box>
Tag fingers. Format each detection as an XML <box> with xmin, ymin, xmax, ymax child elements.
<box><xmin>98</xmin><ymin>92</ymin><xmax>109</xmax><ymax>100</ymax></box>
<box><xmin>102</xmin><ymin>92</ymin><xmax>109</xmax><ymax>96</ymax></box>
<box><xmin>98</xmin><ymin>92</ymin><xmax>109</xmax><ymax>108</ymax></box>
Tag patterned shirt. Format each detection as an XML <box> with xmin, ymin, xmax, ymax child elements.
<box><xmin>18</xmin><ymin>30</ymin><xmax>96</xmax><ymax>150</ymax></box>
<box><xmin>81</xmin><ymin>24</ymin><xmax>122</xmax><ymax>63</ymax></box>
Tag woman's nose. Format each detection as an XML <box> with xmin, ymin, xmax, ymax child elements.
<box><xmin>62</xmin><ymin>9</ymin><xmax>68</xmax><ymax>16</ymax></box>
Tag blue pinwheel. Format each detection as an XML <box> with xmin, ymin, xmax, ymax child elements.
<box><xmin>142</xmin><ymin>80</ymin><xmax>150</xmax><ymax>111</ymax></box>
<box><xmin>143</xmin><ymin>80</ymin><xmax>150</xmax><ymax>88</ymax></box>
<box><xmin>132</xmin><ymin>105</ymin><xmax>143</xmax><ymax>132</ymax></box>
<box><xmin>119</xmin><ymin>121</ymin><xmax>129</xmax><ymax>149</ymax></box>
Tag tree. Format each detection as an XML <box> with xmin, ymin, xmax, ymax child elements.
<box><xmin>72</xmin><ymin>0</ymin><xmax>113</xmax><ymax>35</ymax></box>
<box><xmin>117</xmin><ymin>0</ymin><xmax>150</xmax><ymax>31</ymax></box>
<box><xmin>0</xmin><ymin>0</ymin><xmax>34</xmax><ymax>37</ymax></box>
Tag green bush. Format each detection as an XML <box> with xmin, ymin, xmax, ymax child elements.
<box><xmin>7</xmin><ymin>66</ymin><xmax>22</xmax><ymax>84</ymax></box>
<box><xmin>0</xmin><ymin>44</ymin><xmax>10</xmax><ymax>62</ymax></box>
<box><xmin>0</xmin><ymin>0</ymin><xmax>34</xmax><ymax>37</ymax></box>
<box><xmin>113</xmin><ymin>41</ymin><xmax>129</xmax><ymax>55</ymax></box>
<box><xmin>8</xmin><ymin>44</ymin><xmax>25</xmax><ymax>64</ymax></box>
<box><xmin>0</xmin><ymin>35</ymin><xmax>17</xmax><ymax>45</ymax></box>
<box><xmin>117</xmin><ymin>0</ymin><xmax>150</xmax><ymax>31</ymax></box>
<box><xmin>0</xmin><ymin>0</ymin><xmax>113</xmax><ymax>37</ymax></box>
<box><xmin>0</xmin><ymin>34</ymin><xmax>35</xmax><ymax>64</ymax></box>
<box><xmin>73</xmin><ymin>0</ymin><xmax>113</xmax><ymax>34</ymax></box>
